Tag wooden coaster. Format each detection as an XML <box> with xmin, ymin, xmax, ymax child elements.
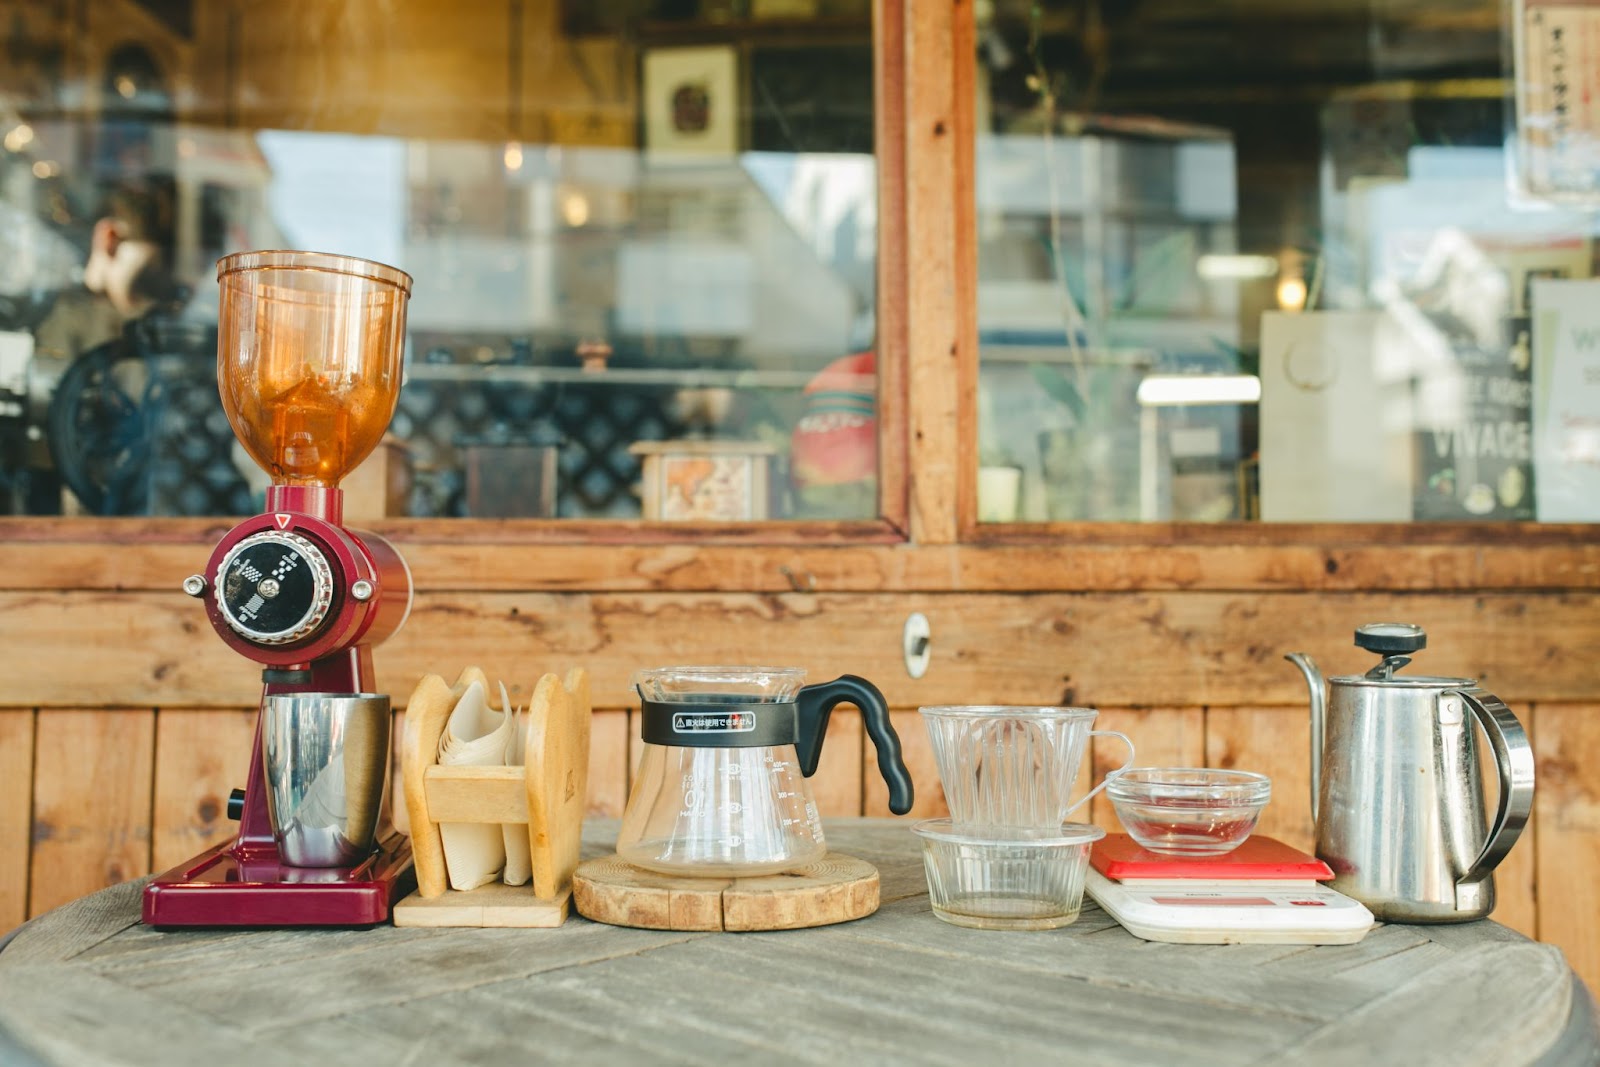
<box><xmin>573</xmin><ymin>852</ymin><xmax>879</xmax><ymax>932</ymax></box>
<box><xmin>392</xmin><ymin>882</ymin><xmax>570</xmax><ymax>928</ymax></box>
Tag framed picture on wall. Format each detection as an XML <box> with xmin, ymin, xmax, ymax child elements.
<box><xmin>642</xmin><ymin>45</ymin><xmax>741</xmax><ymax>156</ymax></box>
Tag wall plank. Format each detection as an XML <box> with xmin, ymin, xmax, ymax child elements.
<box><xmin>0</xmin><ymin>710</ymin><xmax>34</xmax><ymax>932</ymax></box>
<box><xmin>587</xmin><ymin>710</ymin><xmax>630</xmax><ymax>819</ymax></box>
<box><xmin>1205</xmin><ymin>706</ymin><xmax>1315</xmax><ymax>853</ymax></box>
<box><xmin>150</xmin><ymin>709</ymin><xmax>257</xmax><ymax>873</ymax></box>
<box><xmin>865</xmin><ymin>709</ymin><xmax>947</xmax><ymax>819</ymax></box>
<box><xmin>1533</xmin><ymin>704</ymin><xmax>1600</xmax><ymax>995</ymax></box>
<box><xmin>390</xmin><ymin>710</ymin><xmax>409</xmax><ymax>836</ymax></box>
<box><xmin>8</xmin><ymin>591</ymin><xmax>1600</xmax><ymax>709</ymax></box>
<box><xmin>812</xmin><ymin>710</ymin><xmax>865</xmax><ymax>818</ymax></box>
<box><xmin>10</xmin><ymin>536</ymin><xmax>1600</xmax><ymax>595</ymax></box>
<box><xmin>1486</xmin><ymin>704</ymin><xmax>1537</xmax><ymax>940</ymax></box>
<box><xmin>1090</xmin><ymin>708</ymin><xmax>1204</xmax><ymax>832</ymax></box>
<box><xmin>29</xmin><ymin>710</ymin><xmax>155</xmax><ymax>917</ymax></box>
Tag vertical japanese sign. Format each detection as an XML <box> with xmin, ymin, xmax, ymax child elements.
<box><xmin>1515</xmin><ymin>0</ymin><xmax>1600</xmax><ymax>201</ymax></box>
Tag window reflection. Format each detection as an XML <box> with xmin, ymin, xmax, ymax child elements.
<box><xmin>977</xmin><ymin>0</ymin><xmax>1600</xmax><ymax>524</ymax></box>
<box><xmin>0</xmin><ymin>1</ymin><xmax>877</xmax><ymax>521</ymax></box>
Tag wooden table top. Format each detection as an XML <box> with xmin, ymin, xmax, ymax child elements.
<box><xmin>1</xmin><ymin>821</ymin><xmax>1595</xmax><ymax>1067</ymax></box>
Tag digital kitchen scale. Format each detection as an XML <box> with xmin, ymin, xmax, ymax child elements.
<box><xmin>1086</xmin><ymin>833</ymin><xmax>1375</xmax><ymax>945</ymax></box>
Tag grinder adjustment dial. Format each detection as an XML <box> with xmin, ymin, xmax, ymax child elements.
<box><xmin>214</xmin><ymin>530</ymin><xmax>336</xmax><ymax>646</ymax></box>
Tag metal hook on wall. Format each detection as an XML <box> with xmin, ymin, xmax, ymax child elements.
<box><xmin>778</xmin><ymin>564</ymin><xmax>816</xmax><ymax>593</ymax></box>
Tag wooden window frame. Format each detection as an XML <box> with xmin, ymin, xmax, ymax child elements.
<box><xmin>1</xmin><ymin>0</ymin><xmax>1597</xmax><ymax>597</ymax></box>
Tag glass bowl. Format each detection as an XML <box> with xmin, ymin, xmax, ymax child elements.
<box><xmin>912</xmin><ymin>819</ymin><xmax>1105</xmax><ymax>930</ymax></box>
<box><xmin>1105</xmin><ymin>768</ymin><xmax>1272</xmax><ymax>856</ymax></box>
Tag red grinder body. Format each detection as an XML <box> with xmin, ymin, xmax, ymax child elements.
<box><xmin>142</xmin><ymin>485</ymin><xmax>416</xmax><ymax>926</ymax></box>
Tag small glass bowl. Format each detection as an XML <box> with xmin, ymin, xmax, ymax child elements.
<box><xmin>1106</xmin><ymin>768</ymin><xmax>1272</xmax><ymax>856</ymax></box>
<box><xmin>912</xmin><ymin>819</ymin><xmax>1105</xmax><ymax>930</ymax></box>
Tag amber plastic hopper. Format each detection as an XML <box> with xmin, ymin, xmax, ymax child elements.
<box><xmin>217</xmin><ymin>250</ymin><xmax>411</xmax><ymax>488</ymax></box>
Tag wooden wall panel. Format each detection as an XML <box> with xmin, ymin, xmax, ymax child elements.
<box><xmin>150</xmin><ymin>709</ymin><xmax>257</xmax><ymax>872</ymax></box>
<box><xmin>390</xmin><ymin>710</ymin><xmax>409</xmax><ymax>836</ymax></box>
<box><xmin>9</xmin><ymin>537</ymin><xmax>1600</xmax><ymax>595</ymax></box>
<box><xmin>1491</xmin><ymin>805</ymin><xmax>1538</xmax><ymax>941</ymax></box>
<box><xmin>1533</xmin><ymin>704</ymin><xmax>1600</xmax><ymax>995</ymax></box>
<box><xmin>7</xmin><ymin>591</ymin><xmax>1599</xmax><ymax>710</ymax></box>
<box><xmin>29</xmin><ymin>710</ymin><xmax>155</xmax><ymax>917</ymax></box>
<box><xmin>866</xmin><ymin>710</ymin><xmax>946</xmax><ymax>819</ymax></box>
<box><xmin>1205</xmin><ymin>707</ymin><xmax>1315</xmax><ymax>853</ymax></box>
<box><xmin>1485</xmin><ymin>704</ymin><xmax>1537</xmax><ymax>940</ymax></box>
<box><xmin>813</xmin><ymin>711</ymin><xmax>865</xmax><ymax>818</ymax></box>
<box><xmin>586</xmin><ymin>710</ymin><xmax>630</xmax><ymax>819</ymax></box>
<box><xmin>0</xmin><ymin>710</ymin><xmax>33</xmax><ymax>932</ymax></box>
<box><xmin>1089</xmin><ymin>708</ymin><xmax>1204</xmax><ymax>832</ymax></box>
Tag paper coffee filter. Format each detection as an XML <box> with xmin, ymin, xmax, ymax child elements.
<box><xmin>438</xmin><ymin>681</ymin><xmax>509</xmax><ymax>761</ymax></box>
<box><xmin>500</xmin><ymin>681</ymin><xmax>533</xmax><ymax>887</ymax></box>
<box><xmin>437</xmin><ymin>679</ymin><xmax>510</xmax><ymax>890</ymax></box>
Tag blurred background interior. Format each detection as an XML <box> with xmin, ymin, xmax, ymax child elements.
<box><xmin>0</xmin><ymin>0</ymin><xmax>1591</xmax><ymax>524</ymax></box>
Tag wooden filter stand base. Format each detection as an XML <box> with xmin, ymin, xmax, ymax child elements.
<box><xmin>393</xmin><ymin>666</ymin><xmax>591</xmax><ymax>928</ymax></box>
<box><xmin>573</xmin><ymin>852</ymin><xmax>879</xmax><ymax>931</ymax></box>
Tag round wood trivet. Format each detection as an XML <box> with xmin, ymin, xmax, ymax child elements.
<box><xmin>572</xmin><ymin>852</ymin><xmax>879</xmax><ymax>931</ymax></box>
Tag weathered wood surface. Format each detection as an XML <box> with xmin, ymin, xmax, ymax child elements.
<box><xmin>0</xmin><ymin>822</ymin><xmax>1592</xmax><ymax>1067</ymax></box>
<box><xmin>6</xmin><ymin>589</ymin><xmax>1600</xmax><ymax>708</ymax></box>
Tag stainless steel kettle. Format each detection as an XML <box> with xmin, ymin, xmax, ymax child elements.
<box><xmin>1287</xmin><ymin>623</ymin><xmax>1534</xmax><ymax>923</ymax></box>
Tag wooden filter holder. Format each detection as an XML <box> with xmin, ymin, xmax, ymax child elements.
<box><xmin>394</xmin><ymin>666</ymin><xmax>591</xmax><ymax>927</ymax></box>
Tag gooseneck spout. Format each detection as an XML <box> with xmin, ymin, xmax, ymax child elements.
<box><xmin>1285</xmin><ymin>652</ymin><xmax>1324</xmax><ymax>823</ymax></box>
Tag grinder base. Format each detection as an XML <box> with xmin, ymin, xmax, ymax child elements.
<box><xmin>141</xmin><ymin>834</ymin><xmax>414</xmax><ymax>927</ymax></box>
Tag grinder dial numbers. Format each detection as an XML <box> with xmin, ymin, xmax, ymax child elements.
<box><xmin>214</xmin><ymin>530</ymin><xmax>336</xmax><ymax>646</ymax></box>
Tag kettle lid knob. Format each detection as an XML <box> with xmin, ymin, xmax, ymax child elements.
<box><xmin>1355</xmin><ymin>622</ymin><xmax>1427</xmax><ymax>655</ymax></box>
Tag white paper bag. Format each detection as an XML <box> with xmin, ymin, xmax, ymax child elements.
<box><xmin>1259</xmin><ymin>310</ymin><xmax>1416</xmax><ymax>521</ymax></box>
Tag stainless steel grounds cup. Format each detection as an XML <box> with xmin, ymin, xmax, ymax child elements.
<box><xmin>261</xmin><ymin>692</ymin><xmax>392</xmax><ymax>867</ymax></box>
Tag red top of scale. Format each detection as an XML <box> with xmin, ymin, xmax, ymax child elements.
<box><xmin>1091</xmin><ymin>833</ymin><xmax>1334</xmax><ymax>881</ymax></box>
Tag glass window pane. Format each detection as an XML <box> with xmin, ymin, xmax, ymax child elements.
<box><xmin>975</xmin><ymin>0</ymin><xmax>1592</xmax><ymax>524</ymax></box>
<box><xmin>0</xmin><ymin>1</ymin><xmax>878</xmax><ymax>521</ymax></box>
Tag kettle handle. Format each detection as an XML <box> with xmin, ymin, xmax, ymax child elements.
<box><xmin>1455</xmin><ymin>688</ymin><xmax>1536</xmax><ymax>887</ymax></box>
<box><xmin>796</xmin><ymin>675</ymin><xmax>915</xmax><ymax>815</ymax></box>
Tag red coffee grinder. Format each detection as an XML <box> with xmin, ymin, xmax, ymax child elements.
<box><xmin>143</xmin><ymin>250</ymin><xmax>415</xmax><ymax>926</ymax></box>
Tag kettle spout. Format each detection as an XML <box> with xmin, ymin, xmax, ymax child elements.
<box><xmin>1286</xmin><ymin>652</ymin><xmax>1325</xmax><ymax>823</ymax></box>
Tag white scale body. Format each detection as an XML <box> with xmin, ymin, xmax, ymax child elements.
<box><xmin>1086</xmin><ymin>869</ymin><xmax>1375</xmax><ymax>945</ymax></box>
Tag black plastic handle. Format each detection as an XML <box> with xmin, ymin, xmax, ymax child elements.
<box><xmin>795</xmin><ymin>674</ymin><xmax>915</xmax><ymax>815</ymax></box>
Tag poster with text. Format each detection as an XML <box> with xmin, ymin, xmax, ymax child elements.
<box><xmin>1531</xmin><ymin>278</ymin><xmax>1600</xmax><ymax>519</ymax></box>
<box><xmin>1412</xmin><ymin>329</ymin><xmax>1537</xmax><ymax>520</ymax></box>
